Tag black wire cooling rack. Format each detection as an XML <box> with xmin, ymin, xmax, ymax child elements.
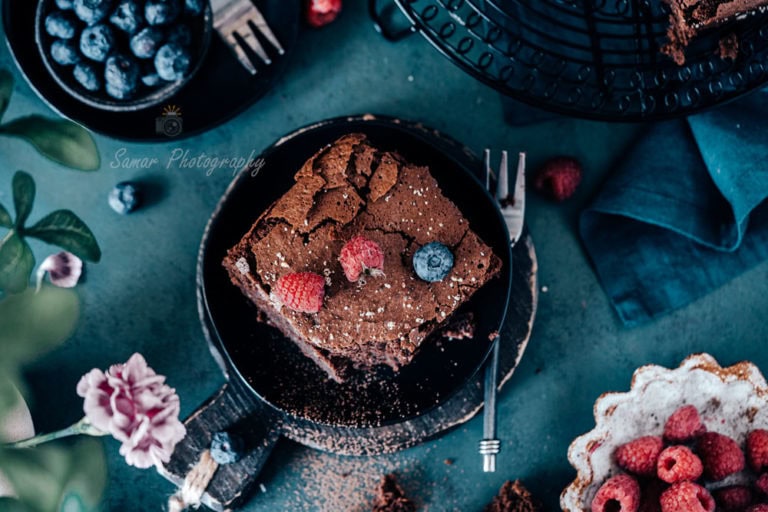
<box><xmin>370</xmin><ymin>0</ymin><xmax>768</xmax><ymax>121</ymax></box>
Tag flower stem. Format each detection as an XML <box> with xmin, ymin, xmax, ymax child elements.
<box><xmin>4</xmin><ymin>417</ymin><xmax>107</xmax><ymax>449</ymax></box>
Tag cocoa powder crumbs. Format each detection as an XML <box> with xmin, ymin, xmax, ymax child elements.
<box><xmin>273</xmin><ymin>449</ymin><xmax>429</xmax><ymax>512</ymax></box>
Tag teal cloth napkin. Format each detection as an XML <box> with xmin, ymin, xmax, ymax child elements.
<box><xmin>580</xmin><ymin>89</ymin><xmax>768</xmax><ymax>326</ymax></box>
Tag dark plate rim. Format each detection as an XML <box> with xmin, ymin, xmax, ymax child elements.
<box><xmin>195</xmin><ymin>113</ymin><xmax>515</xmax><ymax>428</ymax></box>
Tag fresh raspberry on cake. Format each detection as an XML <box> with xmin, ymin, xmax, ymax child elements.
<box><xmin>747</xmin><ymin>429</ymin><xmax>768</xmax><ymax>472</ymax></box>
<box><xmin>755</xmin><ymin>473</ymin><xmax>768</xmax><ymax>495</ymax></box>
<box><xmin>615</xmin><ymin>436</ymin><xmax>664</xmax><ymax>476</ymax></box>
<box><xmin>660</xmin><ymin>482</ymin><xmax>715</xmax><ymax>512</ymax></box>
<box><xmin>713</xmin><ymin>486</ymin><xmax>753</xmax><ymax>510</ymax></box>
<box><xmin>591</xmin><ymin>474</ymin><xmax>640</xmax><ymax>512</ymax></box>
<box><xmin>664</xmin><ymin>405</ymin><xmax>706</xmax><ymax>443</ymax></box>
<box><xmin>657</xmin><ymin>445</ymin><xmax>703</xmax><ymax>483</ymax></box>
<box><xmin>272</xmin><ymin>272</ymin><xmax>325</xmax><ymax>314</ymax></box>
<box><xmin>339</xmin><ymin>235</ymin><xmax>384</xmax><ymax>283</ymax></box>
<box><xmin>532</xmin><ymin>156</ymin><xmax>582</xmax><ymax>201</ymax></box>
<box><xmin>305</xmin><ymin>0</ymin><xmax>341</xmax><ymax>27</ymax></box>
<box><xmin>697</xmin><ymin>432</ymin><xmax>745</xmax><ymax>481</ymax></box>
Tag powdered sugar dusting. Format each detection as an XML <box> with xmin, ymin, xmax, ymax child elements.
<box><xmin>561</xmin><ymin>353</ymin><xmax>768</xmax><ymax>511</ymax></box>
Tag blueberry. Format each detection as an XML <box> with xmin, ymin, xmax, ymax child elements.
<box><xmin>80</xmin><ymin>24</ymin><xmax>114</xmax><ymax>62</ymax></box>
<box><xmin>45</xmin><ymin>11</ymin><xmax>78</xmax><ymax>39</ymax></box>
<box><xmin>154</xmin><ymin>42</ymin><xmax>190</xmax><ymax>81</ymax></box>
<box><xmin>109</xmin><ymin>182</ymin><xmax>141</xmax><ymax>214</ymax></box>
<box><xmin>50</xmin><ymin>39</ymin><xmax>81</xmax><ymax>65</ymax></box>
<box><xmin>104</xmin><ymin>54</ymin><xmax>139</xmax><ymax>97</ymax></box>
<box><xmin>110</xmin><ymin>0</ymin><xmax>143</xmax><ymax>33</ymax></box>
<box><xmin>56</xmin><ymin>0</ymin><xmax>75</xmax><ymax>9</ymax></box>
<box><xmin>166</xmin><ymin>24</ymin><xmax>191</xmax><ymax>47</ymax></box>
<box><xmin>73</xmin><ymin>61</ymin><xmax>102</xmax><ymax>91</ymax></box>
<box><xmin>184</xmin><ymin>0</ymin><xmax>204</xmax><ymax>15</ymax></box>
<box><xmin>210</xmin><ymin>432</ymin><xmax>244</xmax><ymax>465</ymax></box>
<box><xmin>413</xmin><ymin>242</ymin><xmax>454</xmax><ymax>282</ymax></box>
<box><xmin>141</xmin><ymin>72</ymin><xmax>162</xmax><ymax>87</ymax></box>
<box><xmin>74</xmin><ymin>0</ymin><xmax>113</xmax><ymax>25</ymax></box>
<box><xmin>145</xmin><ymin>0</ymin><xmax>180</xmax><ymax>25</ymax></box>
<box><xmin>130</xmin><ymin>27</ymin><xmax>164</xmax><ymax>59</ymax></box>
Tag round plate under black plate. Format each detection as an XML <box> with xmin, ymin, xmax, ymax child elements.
<box><xmin>390</xmin><ymin>0</ymin><xmax>768</xmax><ymax>121</ymax></box>
<box><xmin>3</xmin><ymin>0</ymin><xmax>298</xmax><ymax>141</ymax></box>
<box><xmin>198</xmin><ymin>115</ymin><xmax>514</xmax><ymax>428</ymax></box>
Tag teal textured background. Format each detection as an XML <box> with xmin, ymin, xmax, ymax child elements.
<box><xmin>2</xmin><ymin>1</ymin><xmax>768</xmax><ymax>510</ymax></box>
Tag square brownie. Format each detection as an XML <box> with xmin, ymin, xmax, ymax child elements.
<box><xmin>223</xmin><ymin>133</ymin><xmax>501</xmax><ymax>382</ymax></box>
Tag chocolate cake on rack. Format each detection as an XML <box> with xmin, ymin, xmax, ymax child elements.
<box><xmin>223</xmin><ymin>133</ymin><xmax>501</xmax><ymax>382</ymax></box>
<box><xmin>662</xmin><ymin>0</ymin><xmax>768</xmax><ymax>63</ymax></box>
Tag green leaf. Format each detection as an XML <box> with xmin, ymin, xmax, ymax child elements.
<box><xmin>0</xmin><ymin>232</ymin><xmax>34</xmax><ymax>294</ymax></box>
<box><xmin>0</xmin><ymin>203</ymin><xmax>12</xmax><ymax>228</ymax></box>
<box><xmin>0</xmin><ymin>287</ymin><xmax>79</xmax><ymax>365</ymax></box>
<box><xmin>0</xmin><ymin>497</ymin><xmax>35</xmax><ymax>512</ymax></box>
<box><xmin>25</xmin><ymin>210</ymin><xmax>101</xmax><ymax>263</ymax></box>
<box><xmin>0</xmin><ymin>117</ymin><xmax>99</xmax><ymax>172</ymax></box>
<box><xmin>12</xmin><ymin>172</ymin><xmax>34</xmax><ymax>229</ymax></box>
<box><xmin>0</xmin><ymin>70</ymin><xmax>13</xmax><ymax>123</ymax></box>
<box><xmin>0</xmin><ymin>439</ymin><xmax>105</xmax><ymax>512</ymax></box>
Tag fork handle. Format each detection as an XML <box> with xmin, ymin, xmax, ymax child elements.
<box><xmin>481</xmin><ymin>333</ymin><xmax>502</xmax><ymax>472</ymax></box>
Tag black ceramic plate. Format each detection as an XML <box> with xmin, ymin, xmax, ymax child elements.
<box><xmin>199</xmin><ymin>115</ymin><xmax>514</xmax><ymax>428</ymax></box>
<box><xmin>3</xmin><ymin>0</ymin><xmax>298</xmax><ymax>141</ymax></box>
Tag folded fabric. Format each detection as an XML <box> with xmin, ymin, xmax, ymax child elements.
<box><xmin>580</xmin><ymin>88</ymin><xmax>768</xmax><ymax>326</ymax></box>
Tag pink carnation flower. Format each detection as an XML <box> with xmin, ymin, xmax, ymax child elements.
<box><xmin>76</xmin><ymin>353</ymin><xmax>186</xmax><ymax>469</ymax></box>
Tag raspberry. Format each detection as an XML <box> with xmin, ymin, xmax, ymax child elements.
<box><xmin>615</xmin><ymin>436</ymin><xmax>664</xmax><ymax>476</ymax></box>
<box><xmin>747</xmin><ymin>506</ymin><xmax>768</xmax><ymax>512</ymax></box>
<box><xmin>591</xmin><ymin>474</ymin><xmax>640</xmax><ymax>512</ymax></box>
<box><xmin>657</xmin><ymin>446</ymin><xmax>703</xmax><ymax>483</ymax></box>
<box><xmin>664</xmin><ymin>405</ymin><xmax>706</xmax><ymax>443</ymax></box>
<box><xmin>756</xmin><ymin>473</ymin><xmax>768</xmax><ymax>495</ymax></box>
<box><xmin>306</xmin><ymin>0</ymin><xmax>342</xmax><ymax>27</ymax></box>
<box><xmin>660</xmin><ymin>482</ymin><xmax>715</xmax><ymax>512</ymax></box>
<box><xmin>532</xmin><ymin>156</ymin><xmax>582</xmax><ymax>201</ymax></box>
<box><xmin>339</xmin><ymin>235</ymin><xmax>385</xmax><ymax>282</ymax></box>
<box><xmin>748</xmin><ymin>430</ymin><xmax>768</xmax><ymax>472</ymax></box>
<box><xmin>713</xmin><ymin>486</ymin><xmax>753</xmax><ymax>510</ymax></box>
<box><xmin>272</xmin><ymin>272</ymin><xmax>325</xmax><ymax>313</ymax></box>
<box><xmin>697</xmin><ymin>432</ymin><xmax>745</xmax><ymax>481</ymax></box>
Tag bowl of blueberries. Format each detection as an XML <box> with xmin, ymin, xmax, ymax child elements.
<box><xmin>35</xmin><ymin>0</ymin><xmax>212</xmax><ymax>111</ymax></box>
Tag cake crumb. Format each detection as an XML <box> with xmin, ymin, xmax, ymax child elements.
<box><xmin>488</xmin><ymin>330</ymin><xmax>500</xmax><ymax>341</ymax></box>
<box><xmin>443</xmin><ymin>458</ymin><xmax>454</xmax><ymax>466</ymax></box>
<box><xmin>372</xmin><ymin>474</ymin><xmax>415</xmax><ymax>512</ymax></box>
<box><xmin>484</xmin><ymin>480</ymin><xmax>540</xmax><ymax>512</ymax></box>
<box><xmin>719</xmin><ymin>32</ymin><xmax>739</xmax><ymax>61</ymax></box>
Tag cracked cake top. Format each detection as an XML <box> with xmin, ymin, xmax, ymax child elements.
<box><xmin>225</xmin><ymin>133</ymin><xmax>501</xmax><ymax>370</ymax></box>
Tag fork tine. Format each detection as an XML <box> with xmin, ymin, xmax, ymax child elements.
<box><xmin>226</xmin><ymin>33</ymin><xmax>258</xmax><ymax>75</ymax></box>
<box><xmin>496</xmin><ymin>150</ymin><xmax>508</xmax><ymax>202</ymax></box>
<box><xmin>240</xmin><ymin>25</ymin><xmax>271</xmax><ymax>65</ymax></box>
<box><xmin>248</xmin><ymin>5</ymin><xmax>285</xmax><ymax>55</ymax></box>
<box><xmin>514</xmin><ymin>152</ymin><xmax>526</xmax><ymax>210</ymax></box>
<box><xmin>484</xmin><ymin>149</ymin><xmax>491</xmax><ymax>191</ymax></box>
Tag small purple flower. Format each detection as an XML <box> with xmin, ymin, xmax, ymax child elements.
<box><xmin>37</xmin><ymin>251</ymin><xmax>83</xmax><ymax>289</ymax></box>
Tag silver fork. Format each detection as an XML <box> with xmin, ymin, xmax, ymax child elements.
<box><xmin>479</xmin><ymin>149</ymin><xmax>526</xmax><ymax>473</ymax></box>
<box><xmin>211</xmin><ymin>0</ymin><xmax>285</xmax><ymax>75</ymax></box>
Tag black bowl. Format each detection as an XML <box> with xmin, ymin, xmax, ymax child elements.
<box><xmin>34</xmin><ymin>0</ymin><xmax>212</xmax><ymax>112</ymax></box>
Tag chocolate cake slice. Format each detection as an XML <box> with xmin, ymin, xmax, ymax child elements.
<box><xmin>662</xmin><ymin>0</ymin><xmax>768</xmax><ymax>64</ymax></box>
<box><xmin>223</xmin><ymin>133</ymin><xmax>501</xmax><ymax>382</ymax></box>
